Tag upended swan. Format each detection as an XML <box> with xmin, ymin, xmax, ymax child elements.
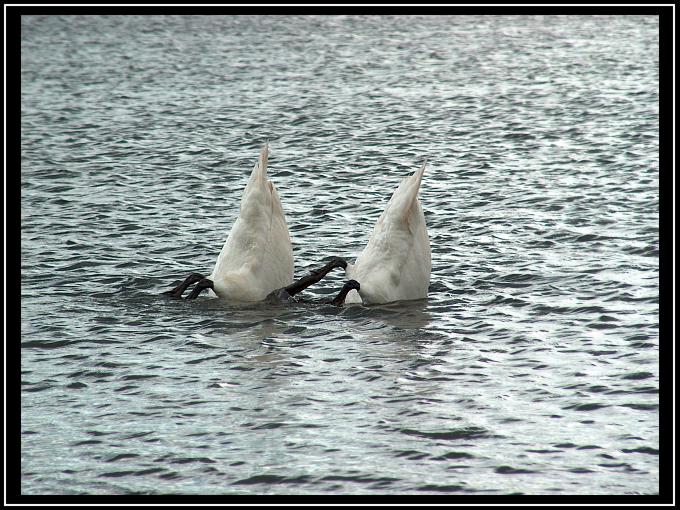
<box><xmin>344</xmin><ymin>162</ymin><xmax>431</xmax><ymax>305</ymax></box>
<box><xmin>163</xmin><ymin>144</ymin><xmax>357</xmax><ymax>305</ymax></box>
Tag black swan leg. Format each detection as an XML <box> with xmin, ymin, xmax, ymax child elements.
<box><xmin>186</xmin><ymin>278</ymin><xmax>215</xmax><ymax>300</ymax></box>
<box><xmin>329</xmin><ymin>280</ymin><xmax>360</xmax><ymax>306</ymax></box>
<box><xmin>162</xmin><ymin>273</ymin><xmax>205</xmax><ymax>299</ymax></box>
<box><xmin>282</xmin><ymin>257</ymin><xmax>348</xmax><ymax>298</ymax></box>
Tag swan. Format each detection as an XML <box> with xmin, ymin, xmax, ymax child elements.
<box><xmin>186</xmin><ymin>257</ymin><xmax>358</xmax><ymax>305</ymax></box>
<box><xmin>163</xmin><ymin>144</ymin><xmax>355</xmax><ymax>305</ymax></box>
<box><xmin>344</xmin><ymin>162</ymin><xmax>431</xmax><ymax>305</ymax></box>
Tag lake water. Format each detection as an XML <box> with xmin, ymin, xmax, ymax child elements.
<box><xmin>20</xmin><ymin>14</ymin><xmax>661</xmax><ymax>496</ymax></box>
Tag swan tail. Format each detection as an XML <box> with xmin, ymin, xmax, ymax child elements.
<box><xmin>390</xmin><ymin>161</ymin><xmax>426</xmax><ymax>228</ymax></box>
<box><xmin>251</xmin><ymin>143</ymin><xmax>269</xmax><ymax>183</ymax></box>
<box><xmin>414</xmin><ymin>160</ymin><xmax>426</xmax><ymax>186</ymax></box>
<box><xmin>242</xmin><ymin>143</ymin><xmax>275</xmax><ymax>200</ymax></box>
<box><xmin>408</xmin><ymin>160</ymin><xmax>426</xmax><ymax>206</ymax></box>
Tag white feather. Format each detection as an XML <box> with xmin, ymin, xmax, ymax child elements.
<box><xmin>345</xmin><ymin>162</ymin><xmax>431</xmax><ymax>304</ymax></box>
<box><xmin>208</xmin><ymin>144</ymin><xmax>294</xmax><ymax>301</ymax></box>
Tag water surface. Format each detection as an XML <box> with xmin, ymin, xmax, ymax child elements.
<box><xmin>20</xmin><ymin>14</ymin><xmax>659</xmax><ymax>496</ymax></box>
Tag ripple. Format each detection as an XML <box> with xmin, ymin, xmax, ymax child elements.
<box><xmin>20</xmin><ymin>13</ymin><xmax>660</xmax><ymax>497</ymax></box>
<box><xmin>495</xmin><ymin>466</ymin><xmax>538</xmax><ymax>475</ymax></box>
<box><xmin>399</xmin><ymin>426</ymin><xmax>491</xmax><ymax>441</ymax></box>
<box><xmin>233</xmin><ymin>474</ymin><xmax>313</xmax><ymax>485</ymax></box>
<box><xmin>416</xmin><ymin>484</ymin><xmax>467</xmax><ymax>492</ymax></box>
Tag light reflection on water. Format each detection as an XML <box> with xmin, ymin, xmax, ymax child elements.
<box><xmin>20</xmin><ymin>14</ymin><xmax>659</xmax><ymax>496</ymax></box>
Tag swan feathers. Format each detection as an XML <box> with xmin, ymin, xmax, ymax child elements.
<box><xmin>345</xmin><ymin>162</ymin><xmax>431</xmax><ymax>305</ymax></box>
<box><xmin>208</xmin><ymin>144</ymin><xmax>294</xmax><ymax>301</ymax></box>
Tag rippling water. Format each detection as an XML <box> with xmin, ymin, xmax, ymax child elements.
<box><xmin>20</xmin><ymin>15</ymin><xmax>660</xmax><ymax>496</ymax></box>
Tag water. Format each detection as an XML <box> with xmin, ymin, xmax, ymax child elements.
<box><xmin>20</xmin><ymin>15</ymin><xmax>659</xmax><ymax>496</ymax></box>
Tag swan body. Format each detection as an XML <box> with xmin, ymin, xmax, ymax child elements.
<box><xmin>345</xmin><ymin>163</ymin><xmax>431</xmax><ymax>305</ymax></box>
<box><xmin>208</xmin><ymin>144</ymin><xmax>294</xmax><ymax>301</ymax></box>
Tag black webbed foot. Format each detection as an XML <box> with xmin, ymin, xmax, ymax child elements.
<box><xmin>186</xmin><ymin>278</ymin><xmax>215</xmax><ymax>300</ymax></box>
<box><xmin>328</xmin><ymin>257</ymin><xmax>348</xmax><ymax>270</ymax></box>
<box><xmin>329</xmin><ymin>280</ymin><xmax>360</xmax><ymax>306</ymax></box>
<box><xmin>278</xmin><ymin>257</ymin><xmax>349</xmax><ymax>299</ymax></box>
<box><xmin>162</xmin><ymin>273</ymin><xmax>205</xmax><ymax>299</ymax></box>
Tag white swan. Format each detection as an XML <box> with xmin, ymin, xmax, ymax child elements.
<box><xmin>164</xmin><ymin>144</ymin><xmax>354</xmax><ymax>304</ymax></box>
<box><xmin>206</xmin><ymin>143</ymin><xmax>294</xmax><ymax>301</ymax></box>
<box><xmin>163</xmin><ymin>144</ymin><xmax>294</xmax><ymax>301</ymax></box>
<box><xmin>344</xmin><ymin>162</ymin><xmax>431</xmax><ymax>305</ymax></box>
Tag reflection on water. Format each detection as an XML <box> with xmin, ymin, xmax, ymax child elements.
<box><xmin>365</xmin><ymin>299</ymin><xmax>432</xmax><ymax>329</ymax></box>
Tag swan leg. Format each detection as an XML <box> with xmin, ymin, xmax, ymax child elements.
<box><xmin>162</xmin><ymin>273</ymin><xmax>205</xmax><ymax>299</ymax></box>
<box><xmin>281</xmin><ymin>257</ymin><xmax>348</xmax><ymax>298</ymax></box>
<box><xmin>186</xmin><ymin>278</ymin><xmax>214</xmax><ymax>300</ymax></box>
<box><xmin>329</xmin><ymin>280</ymin><xmax>360</xmax><ymax>306</ymax></box>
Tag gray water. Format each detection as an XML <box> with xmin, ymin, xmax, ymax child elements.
<box><xmin>20</xmin><ymin>15</ymin><xmax>659</xmax><ymax>496</ymax></box>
